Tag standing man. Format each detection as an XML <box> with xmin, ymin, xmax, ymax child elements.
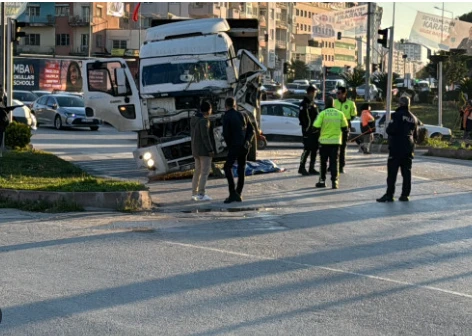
<box><xmin>313</xmin><ymin>97</ymin><xmax>348</xmax><ymax>189</ymax></box>
<box><xmin>334</xmin><ymin>86</ymin><xmax>357</xmax><ymax>173</ymax></box>
<box><xmin>190</xmin><ymin>101</ymin><xmax>215</xmax><ymax>201</ymax></box>
<box><xmin>377</xmin><ymin>97</ymin><xmax>418</xmax><ymax>203</ymax></box>
<box><xmin>222</xmin><ymin>97</ymin><xmax>255</xmax><ymax>204</ymax></box>
<box><xmin>298</xmin><ymin>85</ymin><xmax>320</xmax><ymax>176</ymax></box>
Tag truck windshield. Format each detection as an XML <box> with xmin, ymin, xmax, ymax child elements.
<box><xmin>142</xmin><ymin>61</ymin><xmax>227</xmax><ymax>86</ymax></box>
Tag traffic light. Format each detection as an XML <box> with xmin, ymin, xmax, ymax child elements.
<box><xmin>10</xmin><ymin>19</ymin><xmax>26</xmax><ymax>42</ymax></box>
<box><xmin>283</xmin><ymin>62</ymin><xmax>290</xmax><ymax>75</ymax></box>
<box><xmin>377</xmin><ymin>28</ymin><xmax>389</xmax><ymax>48</ymax></box>
<box><xmin>324</xmin><ymin>67</ymin><xmax>331</xmax><ymax>77</ymax></box>
<box><xmin>337</xmin><ymin>32</ymin><xmax>342</xmax><ymax>40</ymax></box>
<box><xmin>427</xmin><ymin>63</ymin><xmax>437</xmax><ymax>78</ymax></box>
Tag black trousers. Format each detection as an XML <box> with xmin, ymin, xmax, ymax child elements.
<box><xmin>339</xmin><ymin>131</ymin><xmax>348</xmax><ymax>169</ymax></box>
<box><xmin>224</xmin><ymin>147</ymin><xmax>249</xmax><ymax>195</ymax></box>
<box><xmin>300</xmin><ymin>133</ymin><xmax>319</xmax><ymax>168</ymax></box>
<box><xmin>319</xmin><ymin>144</ymin><xmax>340</xmax><ymax>182</ymax></box>
<box><xmin>386</xmin><ymin>155</ymin><xmax>412</xmax><ymax>197</ymax></box>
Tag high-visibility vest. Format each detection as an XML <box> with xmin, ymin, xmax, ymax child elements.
<box><xmin>313</xmin><ymin>108</ymin><xmax>348</xmax><ymax>145</ymax></box>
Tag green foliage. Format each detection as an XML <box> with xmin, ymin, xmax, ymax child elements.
<box><xmin>443</xmin><ymin>54</ymin><xmax>468</xmax><ymax>86</ymax></box>
<box><xmin>417</xmin><ymin>127</ymin><xmax>428</xmax><ymax>145</ymax></box>
<box><xmin>373</xmin><ymin>72</ymin><xmax>400</xmax><ymax>98</ymax></box>
<box><xmin>460</xmin><ymin>77</ymin><xmax>472</xmax><ymax>100</ymax></box>
<box><xmin>5</xmin><ymin>121</ymin><xmax>32</xmax><ymax>149</ymax></box>
<box><xmin>458</xmin><ymin>11</ymin><xmax>472</xmax><ymax>23</ymax></box>
<box><xmin>341</xmin><ymin>67</ymin><xmax>366</xmax><ymax>99</ymax></box>
<box><xmin>426</xmin><ymin>138</ymin><xmax>472</xmax><ymax>150</ymax></box>
<box><xmin>289</xmin><ymin>60</ymin><xmax>309</xmax><ymax>81</ymax></box>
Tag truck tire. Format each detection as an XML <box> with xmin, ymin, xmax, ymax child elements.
<box><xmin>247</xmin><ymin>138</ymin><xmax>257</xmax><ymax>161</ymax></box>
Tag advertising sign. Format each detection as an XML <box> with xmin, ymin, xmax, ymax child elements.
<box><xmin>312</xmin><ymin>4</ymin><xmax>368</xmax><ymax>39</ymax></box>
<box><xmin>408</xmin><ymin>11</ymin><xmax>455</xmax><ymax>50</ymax></box>
<box><xmin>5</xmin><ymin>2</ymin><xmax>27</xmax><ymax>18</ymax></box>
<box><xmin>107</xmin><ymin>2</ymin><xmax>125</xmax><ymax>18</ymax></box>
<box><xmin>13</xmin><ymin>59</ymin><xmax>83</xmax><ymax>92</ymax></box>
<box><xmin>442</xmin><ymin>19</ymin><xmax>472</xmax><ymax>56</ymax></box>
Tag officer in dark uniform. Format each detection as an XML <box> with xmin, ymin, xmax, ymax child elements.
<box><xmin>298</xmin><ymin>85</ymin><xmax>320</xmax><ymax>176</ymax></box>
<box><xmin>377</xmin><ymin>96</ymin><xmax>418</xmax><ymax>202</ymax></box>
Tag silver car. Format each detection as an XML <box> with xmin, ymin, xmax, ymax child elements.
<box><xmin>31</xmin><ymin>94</ymin><xmax>100</xmax><ymax>131</ymax></box>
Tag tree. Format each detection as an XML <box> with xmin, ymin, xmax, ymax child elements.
<box><xmin>416</xmin><ymin>66</ymin><xmax>430</xmax><ymax>79</ymax></box>
<box><xmin>372</xmin><ymin>72</ymin><xmax>400</xmax><ymax>99</ymax></box>
<box><xmin>460</xmin><ymin>77</ymin><xmax>472</xmax><ymax>101</ymax></box>
<box><xmin>289</xmin><ymin>60</ymin><xmax>309</xmax><ymax>81</ymax></box>
<box><xmin>458</xmin><ymin>11</ymin><xmax>472</xmax><ymax>23</ymax></box>
<box><xmin>340</xmin><ymin>67</ymin><xmax>365</xmax><ymax>99</ymax></box>
<box><xmin>443</xmin><ymin>54</ymin><xmax>468</xmax><ymax>86</ymax></box>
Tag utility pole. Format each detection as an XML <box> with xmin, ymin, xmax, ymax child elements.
<box><xmin>385</xmin><ymin>3</ymin><xmax>396</xmax><ymax>130</ymax></box>
<box><xmin>88</xmin><ymin>2</ymin><xmax>92</xmax><ymax>58</ymax></box>
<box><xmin>1</xmin><ymin>3</ymin><xmax>5</xmax><ymax>94</ymax></box>
<box><xmin>365</xmin><ymin>2</ymin><xmax>372</xmax><ymax>102</ymax></box>
<box><xmin>438</xmin><ymin>1</ymin><xmax>445</xmax><ymax>126</ymax></box>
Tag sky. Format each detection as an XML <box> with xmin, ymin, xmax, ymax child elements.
<box><xmin>380</xmin><ymin>2</ymin><xmax>472</xmax><ymax>39</ymax></box>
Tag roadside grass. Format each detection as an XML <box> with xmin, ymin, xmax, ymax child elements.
<box><xmin>0</xmin><ymin>149</ymin><xmax>147</xmax><ymax>192</ymax></box>
<box><xmin>425</xmin><ymin>138</ymin><xmax>472</xmax><ymax>151</ymax></box>
<box><xmin>410</xmin><ymin>103</ymin><xmax>461</xmax><ymax>131</ymax></box>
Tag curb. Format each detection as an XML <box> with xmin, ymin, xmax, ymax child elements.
<box><xmin>0</xmin><ymin>189</ymin><xmax>153</xmax><ymax>211</ymax></box>
<box><xmin>426</xmin><ymin>148</ymin><xmax>472</xmax><ymax>160</ymax></box>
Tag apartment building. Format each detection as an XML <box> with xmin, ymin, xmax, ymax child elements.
<box><xmin>16</xmin><ymin>2</ymin><xmax>125</xmax><ymax>57</ymax></box>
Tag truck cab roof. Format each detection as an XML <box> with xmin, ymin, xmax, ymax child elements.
<box><xmin>144</xmin><ymin>18</ymin><xmax>230</xmax><ymax>43</ymax></box>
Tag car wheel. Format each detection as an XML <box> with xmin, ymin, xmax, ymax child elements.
<box><xmin>90</xmin><ymin>126</ymin><xmax>99</xmax><ymax>131</ymax></box>
<box><xmin>373</xmin><ymin>134</ymin><xmax>384</xmax><ymax>144</ymax></box>
<box><xmin>430</xmin><ymin>132</ymin><xmax>442</xmax><ymax>139</ymax></box>
<box><xmin>54</xmin><ymin>115</ymin><xmax>63</xmax><ymax>130</ymax></box>
<box><xmin>257</xmin><ymin>137</ymin><xmax>267</xmax><ymax>150</ymax></box>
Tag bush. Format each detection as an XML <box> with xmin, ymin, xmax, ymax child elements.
<box><xmin>417</xmin><ymin>127</ymin><xmax>428</xmax><ymax>145</ymax></box>
<box><xmin>5</xmin><ymin>121</ymin><xmax>32</xmax><ymax>149</ymax></box>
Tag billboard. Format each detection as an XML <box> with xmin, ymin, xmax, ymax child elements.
<box><xmin>409</xmin><ymin>11</ymin><xmax>455</xmax><ymax>50</ymax></box>
<box><xmin>107</xmin><ymin>2</ymin><xmax>125</xmax><ymax>18</ymax></box>
<box><xmin>442</xmin><ymin>20</ymin><xmax>472</xmax><ymax>56</ymax></box>
<box><xmin>13</xmin><ymin>59</ymin><xmax>83</xmax><ymax>92</ymax></box>
<box><xmin>312</xmin><ymin>4</ymin><xmax>368</xmax><ymax>39</ymax></box>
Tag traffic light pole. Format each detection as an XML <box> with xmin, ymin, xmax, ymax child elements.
<box><xmin>385</xmin><ymin>25</ymin><xmax>395</xmax><ymax>132</ymax></box>
<box><xmin>365</xmin><ymin>2</ymin><xmax>372</xmax><ymax>102</ymax></box>
<box><xmin>6</xmin><ymin>18</ymin><xmax>13</xmax><ymax>119</ymax></box>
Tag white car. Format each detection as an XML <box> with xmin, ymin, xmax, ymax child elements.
<box><xmin>350</xmin><ymin>110</ymin><xmax>452</xmax><ymax>141</ymax></box>
<box><xmin>286</xmin><ymin>83</ymin><xmax>310</xmax><ymax>95</ymax></box>
<box><xmin>260</xmin><ymin>101</ymin><xmax>301</xmax><ymax>139</ymax></box>
<box><xmin>356</xmin><ymin>84</ymin><xmax>379</xmax><ymax>100</ymax></box>
<box><xmin>12</xmin><ymin>99</ymin><xmax>37</xmax><ymax>130</ymax></box>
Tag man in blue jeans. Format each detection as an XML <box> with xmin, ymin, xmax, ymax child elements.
<box><xmin>222</xmin><ymin>97</ymin><xmax>255</xmax><ymax>204</ymax></box>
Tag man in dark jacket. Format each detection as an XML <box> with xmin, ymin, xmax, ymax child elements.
<box><xmin>222</xmin><ymin>97</ymin><xmax>255</xmax><ymax>203</ymax></box>
<box><xmin>298</xmin><ymin>85</ymin><xmax>320</xmax><ymax>176</ymax></box>
<box><xmin>190</xmin><ymin>101</ymin><xmax>215</xmax><ymax>201</ymax></box>
<box><xmin>377</xmin><ymin>97</ymin><xmax>418</xmax><ymax>203</ymax></box>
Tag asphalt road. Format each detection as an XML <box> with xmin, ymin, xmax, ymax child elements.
<box><xmin>0</xmin><ymin>125</ymin><xmax>470</xmax><ymax>335</ymax></box>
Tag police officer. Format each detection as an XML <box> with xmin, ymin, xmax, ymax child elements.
<box><xmin>313</xmin><ymin>96</ymin><xmax>348</xmax><ymax>189</ymax></box>
<box><xmin>377</xmin><ymin>97</ymin><xmax>418</xmax><ymax>202</ymax></box>
<box><xmin>334</xmin><ymin>86</ymin><xmax>357</xmax><ymax>173</ymax></box>
<box><xmin>298</xmin><ymin>85</ymin><xmax>320</xmax><ymax>176</ymax></box>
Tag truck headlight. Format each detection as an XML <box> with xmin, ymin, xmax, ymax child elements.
<box><xmin>143</xmin><ymin>152</ymin><xmax>152</xmax><ymax>161</ymax></box>
<box><xmin>146</xmin><ymin>159</ymin><xmax>155</xmax><ymax>168</ymax></box>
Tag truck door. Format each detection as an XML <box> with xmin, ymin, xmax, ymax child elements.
<box><xmin>234</xmin><ymin>50</ymin><xmax>266</xmax><ymax>110</ymax></box>
<box><xmin>81</xmin><ymin>59</ymin><xmax>146</xmax><ymax>132</ymax></box>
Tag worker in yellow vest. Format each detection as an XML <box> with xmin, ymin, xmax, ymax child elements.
<box><xmin>334</xmin><ymin>86</ymin><xmax>357</xmax><ymax>173</ymax></box>
<box><xmin>312</xmin><ymin>97</ymin><xmax>349</xmax><ymax>189</ymax></box>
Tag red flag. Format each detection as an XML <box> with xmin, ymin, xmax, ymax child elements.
<box><xmin>132</xmin><ymin>3</ymin><xmax>141</xmax><ymax>22</ymax></box>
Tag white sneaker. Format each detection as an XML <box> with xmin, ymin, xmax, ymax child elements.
<box><xmin>191</xmin><ymin>195</ymin><xmax>200</xmax><ymax>201</ymax></box>
<box><xmin>198</xmin><ymin>194</ymin><xmax>212</xmax><ymax>201</ymax></box>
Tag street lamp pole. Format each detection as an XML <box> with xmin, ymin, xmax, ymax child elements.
<box><xmin>439</xmin><ymin>2</ymin><xmax>445</xmax><ymax>126</ymax></box>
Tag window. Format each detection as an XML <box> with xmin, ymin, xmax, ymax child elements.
<box><xmin>81</xmin><ymin>34</ymin><xmax>89</xmax><ymax>47</ymax></box>
<box><xmin>87</xmin><ymin>61</ymin><xmax>132</xmax><ymax>97</ymax></box>
<box><xmin>270</xmin><ymin>29</ymin><xmax>274</xmax><ymax>41</ymax></box>
<box><xmin>113</xmin><ymin>40</ymin><xmax>127</xmax><ymax>49</ymax></box>
<box><xmin>25</xmin><ymin>34</ymin><xmax>40</xmax><ymax>46</ymax></box>
<box><xmin>27</xmin><ymin>6</ymin><xmax>40</xmax><ymax>17</ymax></box>
<box><xmin>296</xmin><ymin>9</ymin><xmax>299</xmax><ymax>16</ymax></box>
<box><xmin>56</xmin><ymin>34</ymin><xmax>70</xmax><ymax>46</ymax></box>
<box><xmin>55</xmin><ymin>5</ymin><xmax>70</xmax><ymax>16</ymax></box>
<box><xmin>96</xmin><ymin>34</ymin><xmax>103</xmax><ymax>48</ymax></box>
<box><xmin>270</xmin><ymin>9</ymin><xmax>274</xmax><ymax>20</ymax></box>
<box><xmin>282</xmin><ymin>106</ymin><xmax>298</xmax><ymax>118</ymax></box>
<box><xmin>82</xmin><ymin>6</ymin><xmax>90</xmax><ymax>20</ymax></box>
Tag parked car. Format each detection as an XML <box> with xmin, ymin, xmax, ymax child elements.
<box><xmin>31</xmin><ymin>94</ymin><xmax>100</xmax><ymax>131</ymax></box>
<box><xmin>13</xmin><ymin>90</ymin><xmax>38</xmax><ymax>108</ymax></box>
<box><xmin>260</xmin><ymin>101</ymin><xmax>301</xmax><ymax>140</ymax></box>
<box><xmin>324</xmin><ymin>79</ymin><xmax>346</xmax><ymax>97</ymax></box>
<box><xmin>11</xmin><ymin>99</ymin><xmax>37</xmax><ymax>130</ymax></box>
<box><xmin>286</xmin><ymin>83</ymin><xmax>310</xmax><ymax>95</ymax></box>
<box><xmin>32</xmin><ymin>90</ymin><xmax>52</xmax><ymax>98</ymax></box>
<box><xmin>356</xmin><ymin>84</ymin><xmax>379</xmax><ymax>100</ymax></box>
<box><xmin>350</xmin><ymin>110</ymin><xmax>452</xmax><ymax>142</ymax></box>
<box><xmin>293</xmin><ymin>79</ymin><xmax>310</xmax><ymax>85</ymax></box>
<box><xmin>283</xmin><ymin>98</ymin><xmax>325</xmax><ymax>111</ymax></box>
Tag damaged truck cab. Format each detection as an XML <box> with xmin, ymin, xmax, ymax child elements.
<box><xmin>81</xmin><ymin>18</ymin><xmax>265</xmax><ymax>176</ymax></box>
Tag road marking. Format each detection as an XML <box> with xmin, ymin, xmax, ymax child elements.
<box><xmin>160</xmin><ymin>239</ymin><xmax>472</xmax><ymax>299</ymax></box>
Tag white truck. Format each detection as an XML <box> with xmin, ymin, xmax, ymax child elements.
<box><xmin>80</xmin><ymin>18</ymin><xmax>265</xmax><ymax>176</ymax></box>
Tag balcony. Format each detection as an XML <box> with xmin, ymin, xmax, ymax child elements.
<box><xmin>16</xmin><ymin>45</ymin><xmax>55</xmax><ymax>55</ymax></box>
<box><xmin>22</xmin><ymin>15</ymin><xmax>55</xmax><ymax>26</ymax></box>
<box><xmin>276</xmin><ymin>19</ymin><xmax>288</xmax><ymax>29</ymax></box>
<box><xmin>70</xmin><ymin>46</ymin><xmax>89</xmax><ymax>56</ymax></box>
<box><xmin>68</xmin><ymin>15</ymin><xmax>90</xmax><ymax>26</ymax></box>
<box><xmin>277</xmin><ymin>2</ymin><xmax>288</xmax><ymax>9</ymax></box>
<box><xmin>188</xmin><ymin>3</ymin><xmax>222</xmax><ymax>18</ymax></box>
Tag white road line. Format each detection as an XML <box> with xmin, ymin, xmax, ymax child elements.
<box><xmin>160</xmin><ymin>239</ymin><xmax>472</xmax><ymax>299</ymax></box>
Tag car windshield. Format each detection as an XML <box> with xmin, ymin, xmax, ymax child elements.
<box><xmin>142</xmin><ymin>60</ymin><xmax>227</xmax><ymax>86</ymax></box>
<box><xmin>287</xmin><ymin>84</ymin><xmax>298</xmax><ymax>89</ymax></box>
<box><xmin>13</xmin><ymin>91</ymin><xmax>38</xmax><ymax>101</ymax></box>
<box><xmin>263</xmin><ymin>85</ymin><xmax>280</xmax><ymax>91</ymax></box>
<box><xmin>34</xmin><ymin>91</ymin><xmax>51</xmax><ymax>97</ymax></box>
<box><xmin>325</xmin><ymin>82</ymin><xmax>338</xmax><ymax>89</ymax></box>
<box><xmin>55</xmin><ymin>96</ymin><xmax>84</xmax><ymax>107</ymax></box>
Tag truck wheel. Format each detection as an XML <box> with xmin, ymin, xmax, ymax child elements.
<box><xmin>90</xmin><ymin>126</ymin><xmax>99</xmax><ymax>131</ymax></box>
<box><xmin>247</xmin><ymin>138</ymin><xmax>257</xmax><ymax>161</ymax></box>
<box><xmin>257</xmin><ymin>137</ymin><xmax>267</xmax><ymax>150</ymax></box>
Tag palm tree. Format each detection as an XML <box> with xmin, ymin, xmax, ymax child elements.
<box><xmin>340</xmin><ymin>67</ymin><xmax>365</xmax><ymax>100</ymax></box>
<box><xmin>373</xmin><ymin>72</ymin><xmax>400</xmax><ymax>100</ymax></box>
<box><xmin>289</xmin><ymin>60</ymin><xmax>309</xmax><ymax>81</ymax></box>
